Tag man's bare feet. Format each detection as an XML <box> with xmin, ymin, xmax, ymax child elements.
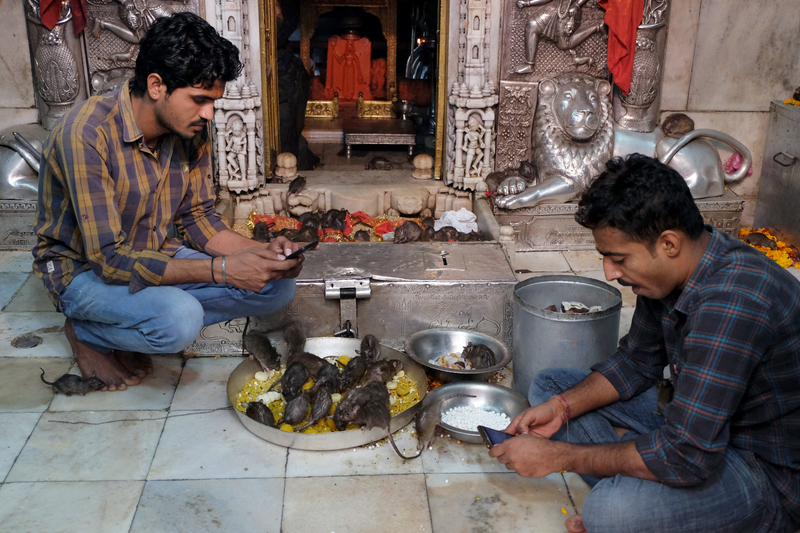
<box><xmin>565</xmin><ymin>514</ymin><xmax>587</xmax><ymax>533</ymax></box>
<box><xmin>64</xmin><ymin>319</ymin><xmax>141</xmax><ymax>391</ymax></box>
<box><xmin>114</xmin><ymin>350</ymin><xmax>154</xmax><ymax>378</ymax></box>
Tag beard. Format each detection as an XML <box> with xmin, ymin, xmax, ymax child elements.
<box><xmin>154</xmin><ymin>99</ymin><xmax>206</xmax><ymax>141</ymax></box>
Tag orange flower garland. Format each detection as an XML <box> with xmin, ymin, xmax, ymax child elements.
<box><xmin>739</xmin><ymin>227</ymin><xmax>799</xmax><ymax>269</ymax></box>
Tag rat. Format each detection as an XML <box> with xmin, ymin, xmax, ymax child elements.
<box><xmin>284</xmin><ymin>323</ymin><xmax>307</xmax><ymax>357</ymax></box>
<box><xmin>322</xmin><ymin>209</ymin><xmax>348</xmax><ymax>232</ymax></box>
<box><xmin>356</xmin><ymin>334</ymin><xmax>381</xmax><ymax>362</ymax></box>
<box><xmin>655</xmin><ymin>378</ymin><xmax>674</xmax><ymax>416</ymax></box>
<box><xmin>365</xmin><ymin>156</ymin><xmax>393</xmax><ymax>170</ymax></box>
<box><xmin>280</xmin><ymin>391</ymin><xmax>310</xmax><ymax>426</ymax></box>
<box><xmin>296</xmin><ymin>385</ymin><xmax>334</xmax><ymax>431</ymax></box>
<box><xmin>313</xmin><ymin>361</ymin><xmax>342</xmax><ymax>393</ymax></box>
<box><xmin>268</xmin><ymin>360</ymin><xmax>310</xmax><ymax>402</ymax></box>
<box><xmin>433</xmin><ymin>226</ymin><xmax>459</xmax><ymax>242</ymax></box>
<box><xmin>461</xmin><ymin>342</ymin><xmax>495</xmax><ymax>370</ymax></box>
<box><xmin>394</xmin><ymin>221</ymin><xmax>422</xmax><ymax>244</ymax></box>
<box><xmin>363</xmin><ymin>359</ymin><xmax>403</xmax><ymax>385</ymax></box>
<box><xmin>252</xmin><ymin>221</ymin><xmax>272</xmax><ymax>243</ymax></box>
<box><xmin>661</xmin><ymin>113</ymin><xmax>695</xmax><ymax>138</ymax></box>
<box><xmin>40</xmin><ymin>368</ymin><xmax>105</xmax><ymax>396</ymax></box>
<box><xmin>743</xmin><ymin>232</ymin><xmax>778</xmax><ymax>250</ymax></box>
<box><xmin>332</xmin><ymin>381</ymin><xmax>411</xmax><ymax>460</ymax></box>
<box><xmin>339</xmin><ymin>354</ymin><xmax>368</xmax><ymax>391</ymax></box>
<box><xmin>353</xmin><ymin>230</ymin><xmax>371</xmax><ymax>242</ymax></box>
<box><xmin>243</xmin><ymin>401</ymin><xmax>276</xmax><ymax>427</ymax></box>
<box><xmin>404</xmin><ymin>392</ymin><xmax>477</xmax><ymax>458</ymax></box>
<box><xmin>287</xmin><ymin>175</ymin><xmax>306</xmax><ymax>196</ymax></box>
<box><xmin>242</xmin><ymin>318</ymin><xmax>281</xmax><ymax>372</ymax></box>
<box><xmin>298</xmin><ymin>211</ymin><xmax>321</xmax><ymax>231</ymax></box>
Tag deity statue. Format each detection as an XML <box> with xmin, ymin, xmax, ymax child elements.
<box><xmin>513</xmin><ymin>0</ymin><xmax>604</xmax><ymax>74</ymax></box>
<box><xmin>90</xmin><ymin>0</ymin><xmax>170</xmax><ymax>63</ymax></box>
<box><xmin>225</xmin><ymin>116</ymin><xmax>247</xmax><ymax>181</ymax></box>
<box><xmin>463</xmin><ymin>114</ymin><xmax>486</xmax><ymax>176</ymax></box>
<box><xmin>325</xmin><ymin>34</ymin><xmax>372</xmax><ymax>101</ymax></box>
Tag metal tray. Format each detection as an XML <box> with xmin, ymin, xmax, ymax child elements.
<box><xmin>226</xmin><ymin>337</ymin><xmax>428</xmax><ymax>450</ymax></box>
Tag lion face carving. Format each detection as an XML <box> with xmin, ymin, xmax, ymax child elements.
<box><xmin>533</xmin><ymin>73</ymin><xmax>614</xmax><ymax>194</ymax></box>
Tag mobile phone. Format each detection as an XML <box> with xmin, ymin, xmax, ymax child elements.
<box><xmin>285</xmin><ymin>240</ymin><xmax>318</xmax><ymax>260</ymax></box>
<box><xmin>477</xmin><ymin>425</ymin><xmax>515</xmax><ymax>449</ymax></box>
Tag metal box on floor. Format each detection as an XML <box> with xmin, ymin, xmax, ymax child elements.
<box><xmin>754</xmin><ymin>101</ymin><xmax>800</xmax><ymax>248</ymax></box>
<box><xmin>188</xmin><ymin>242</ymin><xmax>517</xmax><ymax>355</ymax></box>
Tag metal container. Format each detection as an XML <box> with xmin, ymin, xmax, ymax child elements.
<box><xmin>404</xmin><ymin>328</ymin><xmax>512</xmax><ymax>383</ymax></box>
<box><xmin>226</xmin><ymin>336</ymin><xmax>428</xmax><ymax>451</ymax></box>
<box><xmin>191</xmin><ymin>242</ymin><xmax>517</xmax><ymax>355</ymax></box>
<box><xmin>511</xmin><ymin>275</ymin><xmax>622</xmax><ymax>397</ymax></box>
<box><xmin>754</xmin><ymin>101</ymin><xmax>800</xmax><ymax>248</ymax></box>
<box><xmin>432</xmin><ymin>381</ymin><xmax>530</xmax><ymax>444</ymax></box>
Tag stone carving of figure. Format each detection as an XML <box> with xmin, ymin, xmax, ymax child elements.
<box><xmin>225</xmin><ymin>117</ymin><xmax>247</xmax><ymax>180</ymax></box>
<box><xmin>91</xmin><ymin>0</ymin><xmax>171</xmax><ymax>63</ymax></box>
<box><xmin>463</xmin><ymin>114</ymin><xmax>486</xmax><ymax>176</ymax></box>
<box><xmin>513</xmin><ymin>0</ymin><xmax>604</xmax><ymax>74</ymax></box>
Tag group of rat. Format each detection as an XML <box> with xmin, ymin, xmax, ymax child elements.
<box><xmin>241</xmin><ymin>322</ymin><xmax>495</xmax><ymax>460</ymax></box>
<box><xmin>252</xmin><ymin>177</ymin><xmax>482</xmax><ymax>244</ymax></box>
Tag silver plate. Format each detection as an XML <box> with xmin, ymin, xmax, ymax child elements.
<box><xmin>226</xmin><ymin>337</ymin><xmax>428</xmax><ymax>451</ymax></box>
<box><xmin>427</xmin><ymin>381</ymin><xmax>530</xmax><ymax>444</ymax></box>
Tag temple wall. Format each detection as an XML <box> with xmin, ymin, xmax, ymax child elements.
<box><xmin>0</xmin><ymin>2</ymin><xmax>38</xmax><ymax>129</ymax></box>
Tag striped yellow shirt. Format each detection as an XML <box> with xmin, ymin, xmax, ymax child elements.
<box><xmin>32</xmin><ymin>81</ymin><xmax>229</xmax><ymax>306</ymax></box>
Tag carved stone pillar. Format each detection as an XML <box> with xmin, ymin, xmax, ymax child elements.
<box><xmin>24</xmin><ymin>0</ymin><xmax>87</xmax><ymax>130</ymax></box>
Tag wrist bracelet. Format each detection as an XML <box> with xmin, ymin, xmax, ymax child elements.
<box><xmin>553</xmin><ymin>394</ymin><xmax>571</xmax><ymax>424</ymax></box>
<box><xmin>221</xmin><ymin>256</ymin><xmax>226</xmax><ymax>285</ymax></box>
<box><xmin>211</xmin><ymin>257</ymin><xmax>217</xmax><ymax>283</ymax></box>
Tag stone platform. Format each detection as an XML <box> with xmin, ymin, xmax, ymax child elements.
<box><xmin>492</xmin><ymin>188</ymin><xmax>745</xmax><ymax>252</ymax></box>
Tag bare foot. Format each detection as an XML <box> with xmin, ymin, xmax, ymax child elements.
<box><xmin>114</xmin><ymin>350</ymin><xmax>154</xmax><ymax>378</ymax></box>
<box><xmin>565</xmin><ymin>514</ymin><xmax>587</xmax><ymax>533</ymax></box>
<box><xmin>64</xmin><ymin>319</ymin><xmax>141</xmax><ymax>391</ymax></box>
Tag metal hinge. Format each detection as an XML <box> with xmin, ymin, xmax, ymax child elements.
<box><xmin>324</xmin><ymin>273</ymin><xmax>371</xmax><ymax>337</ymax></box>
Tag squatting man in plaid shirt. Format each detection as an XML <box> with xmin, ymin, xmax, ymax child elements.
<box><xmin>32</xmin><ymin>13</ymin><xmax>314</xmax><ymax>391</ymax></box>
<box><xmin>489</xmin><ymin>155</ymin><xmax>799</xmax><ymax>533</ymax></box>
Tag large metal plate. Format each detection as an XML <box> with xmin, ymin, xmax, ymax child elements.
<box><xmin>226</xmin><ymin>337</ymin><xmax>428</xmax><ymax>450</ymax></box>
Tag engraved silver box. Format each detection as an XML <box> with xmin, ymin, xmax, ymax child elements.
<box><xmin>492</xmin><ymin>188</ymin><xmax>745</xmax><ymax>251</ymax></box>
<box><xmin>188</xmin><ymin>242</ymin><xmax>517</xmax><ymax>355</ymax></box>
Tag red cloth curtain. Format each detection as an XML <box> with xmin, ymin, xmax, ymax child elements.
<box><xmin>599</xmin><ymin>0</ymin><xmax>644</xmax><ymax>95</ymax></box>
<box><xmin>39</xmin><ymin>0</ymin><xmax>87</xmax><ymax>35</ymax></box>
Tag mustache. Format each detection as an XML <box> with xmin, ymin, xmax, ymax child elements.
<box><xmin>190</xmin><ymin>120</ymin><xmax>208</xmax><ymax>127</ymax></box>
<box><xmin>617</xmin><ymin>279</ymin><xmax>634</xmax><ymax>287</ymax></box>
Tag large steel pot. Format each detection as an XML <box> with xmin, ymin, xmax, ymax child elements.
<box><xmin>512</xmin><ymin>275</ymin><xmax>621</xmax><ymax>397</ymax></box>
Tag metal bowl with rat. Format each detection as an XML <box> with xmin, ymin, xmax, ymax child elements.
<box><xmin>404</xmin><ymin>329</ymin><xmax>512</xmax><ymax>383</ymax></box>
<box><xmin>429</xmin><ymin>381</ymin><xmax>530</xmax><ymax>444</ymax></box>
<box><xmin>227</xmin><ymin>337</ymin><xmax>428</xmax><ymax>451</ymax></box>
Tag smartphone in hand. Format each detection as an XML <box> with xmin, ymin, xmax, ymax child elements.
<box><xmin>477</xmin><ymin>425</ymin><xmax>515</xmax><ymax>449</ymax></box>
<box><xmin>285</xmin><ymin>240</ymin><xmax>318</xmax><ymax>260</ymax></box>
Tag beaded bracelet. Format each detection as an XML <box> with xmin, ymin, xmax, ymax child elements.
<box><xmin>211</xmin><ymin>257</ymin><xmax>217</xmax><ymax>283</ymax></box>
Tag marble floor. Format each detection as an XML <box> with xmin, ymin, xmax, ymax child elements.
<box><xmin>1</xmin><ymin>249</ymin><xmax>798</xmax><ymax>533</ymax></box>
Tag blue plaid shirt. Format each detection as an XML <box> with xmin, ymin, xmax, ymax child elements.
<box><xmin>593</xmin><ymin>226</ymin><xmax>800</xmax><ymax>523</ymax></box>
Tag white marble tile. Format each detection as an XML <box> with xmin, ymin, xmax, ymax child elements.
<box><xmin>562</xmin><ymin>250</ymin><xmax>603</xmax><ymax>273</ymax></box>
<box><xmin>562</xmin><ymin>472</ymin><xmax>593</xmax><ymax>511</ymax></box>
<box><xmin>286</xmin><ymin>427</ymin><xmax>423</xmax><ymax>477</ymax></box>
<box><xmin>147</xmin><ymin>409</ymin><xmax>287</xmax><ymax>480</ymax></box>
<box><xmin>6</xmin><ymin>410</ymin><xmax>165</xmax><ymax>482</ymax></box>
<box><xmin>130</xmin><ymin>478</ymin><xmax>285</xmax><ymax>533</ymax></box>
<box><xmin>0</xmin><ymin>0</ymin><xmax>35</xmax><ymax>108</ymax></box>
<box><xmin>688</xmin><ymin>0</ymin><xmax>800</xmax><ymax>112</ymax></box>
<box><xmin>0</xmin><ymin>252</ymin><xmax>34</xmax><ymax>274</ymax></box>
<box><xmin>426</xmin><ymin>472</ymin><xmax>577</xmax><ymax>532</ymax></box>
<box><xmin>0</xmin><ymin>109</ymin><xmax>40</xmax><ymax>132</ymax></box>
<box><xmin>3</xmin><ymin>274</ymin><xmax>55</xmax><ymax>312</ymax></box>
<box><xmin>0</xmin><ymin>412</ymin><xmax>41</xmax><ymax>481</ymax></box>
<box><xmin>49</xmin><ymin>356</ymin><xmax>183</xmax><ymax>412</ymax></box>
<box><xmin>0</xmin><ymin>312</ymin><xmax>70</xmax><ymax>358</ymax></box>
<box><xmin>421</xmin><ymin>433</ymin><xmax>510</xmax><ymax>474</ymax></box>
<box><xmin>660</xmin><ymin>0</ymin><xmax>702</xmax><ymax>111</ymax></box>
<box><xmin>282</xmin><ymin>474</ymin><xmax>432</xmax><ymax>532</ymax></box>
<box><xmin>0</xmin><ymin>357</ymin><xmax>73</xmax><ymax>412</ymax></box>
<box><xmin>787</xmin><ymin>267</ymin><xmax>800</xmax><ymax>282</ymax></box>
<box><xmin>513</xmin><ymin>251</ymin><xmax>570</xmax><ymax>274</ymax></box>
<box><xmin>0</xmin><ymin>481</ymin><xmax>143</xmax><ymax>533</ymax></box>
<box><xmin>0</xmin><ymin>273</ymin><xmax>30</xmax><ymax>311</ymax></box>
<box><xmin>171</xmin><ymin>356</ymin><xmax>245</xmax><ymax>410</ymax></box>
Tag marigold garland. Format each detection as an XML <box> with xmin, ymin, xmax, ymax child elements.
<box><xmin>739</xmin><ymin>226</ymin><xmax>799</xmax><ymax>269</ymax></box>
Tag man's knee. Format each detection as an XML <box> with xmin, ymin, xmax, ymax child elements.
<box><xmin>581</xmin><ymin>477</ymin><xmax>648</xmax><ymax>533</ymax></box>
<box><xmin>259</xmin><ymin>278</ymin><xmax>296</xmax><ymax>313</ymax></box>
<box><xmin>528</xmin><ymin>367</ymin><xmax>590</xmax><ymax>406</ymax></box>
<box><xmin>143</xmin><ymin>290</ymin><xmax>205</xmax><ymax>352</ymax></box>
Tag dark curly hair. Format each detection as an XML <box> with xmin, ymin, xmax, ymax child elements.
<box><xmin>130</xmin><ymin>12</ymin><xmax>243</xmax><ymax>97</ymax></box>
<box><xmin>574</xmin><ymin>153</ymin><xmax>706</xmax><ymax>248</ymax></box>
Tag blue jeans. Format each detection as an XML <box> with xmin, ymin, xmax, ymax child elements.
<box><xmin>57</xmin><ymin>246</ymin><xmax>296</xmax><ymax>354</ymax></box>
<box><xmin>530</xmin><ymin>368</ymin><xmax>796</xmax><ymax>533</ymax></box>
